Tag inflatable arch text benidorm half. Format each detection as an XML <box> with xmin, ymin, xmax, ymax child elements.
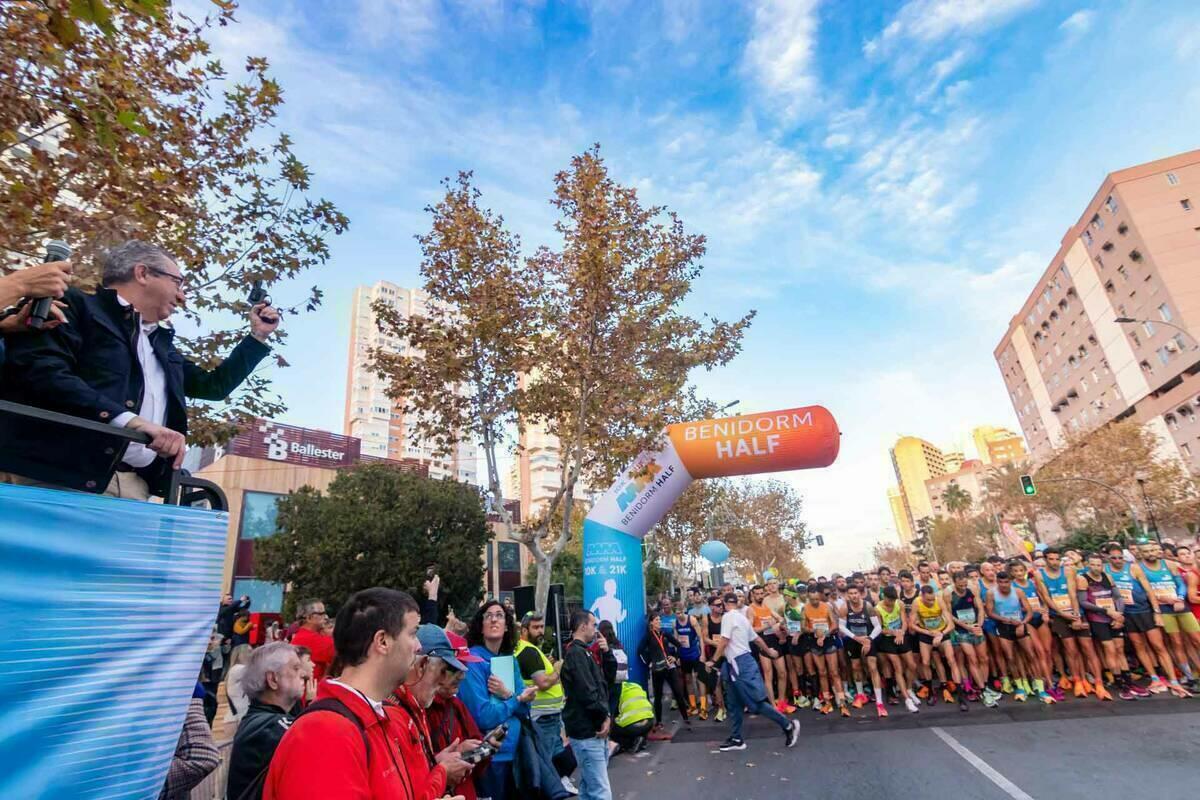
<box><xmin>582</xmin><ymin>405</ymin><xmax>840</xmax><ymax>684</ymax></box>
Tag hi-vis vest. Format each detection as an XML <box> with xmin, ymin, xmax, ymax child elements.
<box><xmin>615</xmin><ymin>682</ymin><xmax>654</xmax><ymax>728</ymax></box>
<box><xmin>514</xmin><ymin>640</ymin><xmax>565</xmax><ymax>717</ymax></box>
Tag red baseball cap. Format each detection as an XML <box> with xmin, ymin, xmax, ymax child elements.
<box><xmin>447</xmin><ymin>631</ymin><xmax>483</xmax><ymax>664</ymax></box>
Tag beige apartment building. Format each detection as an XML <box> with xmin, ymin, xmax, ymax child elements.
<box><xmin>344</xmin><ymin>281</ymin><xmax>478</xmax><ymax>483</ymax></box>
<box><xmin>995</xmin><ymin>150</ymin><xmax>1200</xmax><ymax>468</ymax></box>
<box><xmin>889</xmin><ymin>436</ymin><xmax>947</xmax><ymax>544</ymax></box>
<box><xmin>971</xmin><ymin>425</ymin><xmax>1028</xmax><ymax>466</ymax></box>
<box><xmin>927</xmin><ymin>460</ymin><xmax>987</xmax><ymax>518</ymax></box>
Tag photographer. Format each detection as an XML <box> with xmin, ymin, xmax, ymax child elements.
<box><xmin>0</xmin><ymin>240</ymin><xmax>279</xmax><ymax>500</ymax></box>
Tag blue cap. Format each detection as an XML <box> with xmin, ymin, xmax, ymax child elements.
<box><xmin>416</xmin><ymin>624</ymin><xmax>467</xmax><ymax>672</ymax></box>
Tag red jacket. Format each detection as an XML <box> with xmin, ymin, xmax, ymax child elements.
<box><xmin>264</xmin><ymin>680</ymin><xmax>416</xmax><ymax>800</ymax></box>
<box><xmin>385</xmin><ymin>687</ymin><xmax>448</xmax><ymax>800</ymax></box>
<box><xmin>290</xmin><ymin>627</ymin><xmax>335</xmax><ymax>681</ymax></box>
<box><xmin>426</xmin><ymin>694</ymin><xmax>488</xmax><ymax>800</ymax></box>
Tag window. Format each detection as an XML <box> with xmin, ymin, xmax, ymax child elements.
<box><xmin>1140</xmin><ymin>360</ymin><xmax>1153</xmax><ymax>373</ymax></box>
<box><xmin>1183</xmin><ymin>443</ymin><xmax>1193</xmax><ymax>458</ymax></box>
<box><xmin>1087</xmin><ymin>334</ymin><xmax>1098</xmax><ymax>346</ymax></box>
<box><xmin>1166</xmin><ymin>414</ymin><xmax>1180</xmax><ymax>430</ymax></box>
<box><xmin>240</xmin><ymin>491</ymin><xmax>286</xmax><ymax>539</ymax></box>
<box><xmin>1167</xmin><ymin>172</ymin><xmax>1180</xmax><ymax>186</ymax></box>
<box><xmin>1130</xmin><ymin>249</ymin><xmax>1143</xmax><ymax>262</ymax></box>
<box><xmin>1183</xmin><ymin>199</ymin><xmax>1193</xmax><ymax>211</ymax></box>
<box><xmin>1117</xmin><ymin>265</ymin><xmax>1129</xmax><ymax>282</ymax></box>
<box><xmin>1105</xmin><ymin>195</ymin><xmax>1118</xmax><ymax>214</ymax></box>
<box><xmin>1091</xmin><ymin>213</ymin><xmax>1104</xmax><ymax>231</ymax></box>
<box><xmin>1129</xmin><ymin>331</ymin><xmax>1141</xmax><ymax>348</ymax></box>
<box><xmin>1101</xmin><ymin>241</ymin><xmax>1114</xmax><ymax>251</ymax></box>
<box><xmin>1081</xmin><ymin>377</ymin><xmax>1089</xmax><ymax>392</ymax></box>
<box><xmin>1173</xmin><ymin>333</ymin><xmax>1187</xmax><ymax>352</ymax></box>
<box><xmin>1118</xmin><ymin>222</ymin><xmax>1129</xmax><ymax>235</ymax></box>
<box><xmin>1159</xmin><ymin>303</ymin><xmax>1173</xmax><ymax>322</ymax></box>
<box><xmin>1143</xmin><ymin>320</ymin><xmax>1156</xmax><ymax>336</ymax></box>
<box><xmin>1105</xmin><ymin>280</ymin><xmax>1116</xmax><ymax>294</ymax></box>
<box><xmin>1157</xmin><ymin>346</ymin><xmax>1171</xmax><ymax>366</ymax></box>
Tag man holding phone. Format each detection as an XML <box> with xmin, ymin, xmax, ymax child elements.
<box><xmin>561</xmin><ymin>610</ymin><xmax>611</xmax><ymax>800</ymax></box>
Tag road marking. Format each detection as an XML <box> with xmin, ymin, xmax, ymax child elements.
<box><xmin>930</xmin><ymin>726</ymin><xmax>1036</xmax><ymax>800</ymax></box>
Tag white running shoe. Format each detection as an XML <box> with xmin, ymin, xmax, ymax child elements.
<box><xmin>905</xmin><ymin>696</ymin><xmax>920</xmax><ymax>713</ymax></box>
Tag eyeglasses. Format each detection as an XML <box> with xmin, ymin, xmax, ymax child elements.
<box><xmin>308</xmin><ymin>610</ymin><xmax>328</xmax><ymax>618</ymax></box>
<box><xmin>147</xmin><ymin>265</ymin><xmax>186</xmax><ymax>290</ymax></box>
<box><xmin>483</xmin><ymin>611</ymin><xmax>507</xmax><ymax>622</ymax></box>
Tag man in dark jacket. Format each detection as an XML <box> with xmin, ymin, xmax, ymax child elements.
<box><xmin>560</xmin><ymin>610</ymin><xmax>611</xmax><ymax>800</ymax></box>
<box><xmin>226</xmin><ymin>642</ymin><xmax>306</xmax><ymax>800</ymax></box>
<box><xmin>0</xmin><ymin>239</ymin><xmax>278</xmax><ymax>499</ymax></box>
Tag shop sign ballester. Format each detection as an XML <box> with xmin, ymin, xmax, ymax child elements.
<box><xmin>227</xmin><ymin>419</ymin><xmax>361</xmax><ymax>468</ymax></box>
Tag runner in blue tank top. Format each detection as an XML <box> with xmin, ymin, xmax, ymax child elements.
<box><xmin>1137</xmin><ymin>541</ymin><xmax>1198</xmax><ymax>695</ymax></box>
<box><xmin>985</xmin><ymin>570</ymin><xmax>1053</xmax><ymax>703</ymax></box>
<box><xmin>1033</xmin><ymin>547</ymin><xmax>1098</xmax><ymax>698</ymax></box>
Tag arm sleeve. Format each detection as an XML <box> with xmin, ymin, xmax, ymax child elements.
<box><xmin>563</xmin><ymin>651</ymin><xmax>609</xmax><ymax>726</ymax></box>
<box><xmin>161</xmin><ymin>699</ymin><xmax>220</xmax><ymax>797</ymax></box>
<box><xmin>1076</xmin><ymin>589</ymin><xmax>1104</xmax><ymax>614</ymax></box>
<box><xmin>267</xmin><ymin>713</ymin><xmax>373</xmax><ymax>800</ymax></box>
<box><xmin>838</xmin><ymin>617</ymin><xmax>853</xmax><ymax>638</ymax></box>
<box><xmin>869</xmin><ymin>614</ymin><xmax>882</xmax><ymax>639</ymax></box>
<box><xmin>182</xmin><ymin>335</ymin><xmax>270</xmax><ymax>400</ymax></box>
<box><xmin>458</xmin><ymin>662</ymin><xmax>520</xmax><ymax>731</ymax></box>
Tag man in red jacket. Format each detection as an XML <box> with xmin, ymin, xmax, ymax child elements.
<box><xmin>427</xmin><ymin>633</ymin><xmax>489</xmax><ymax>800</ymax></box>
<box><xmin>289</xmin><ymin>599</ymin><xmax>335</xmax><ymax>682</ymax></box>
<box><xmin>265</xmin><ymin>588</ymin><xmax>437</xmax><ymax>800</ymax></box>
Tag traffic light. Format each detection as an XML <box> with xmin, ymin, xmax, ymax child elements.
<box><xmin>1020</xmin><ymin>474</ymin><xmax>1037</xmax><ymax>496</ymax></box>
<box><xmin>814</xmin><ymin>535</ymin><xmax>825</xmax><ymax>547</ymax></box>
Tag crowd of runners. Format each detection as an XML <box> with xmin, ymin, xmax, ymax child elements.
<box><xmin>642</xmin><ymin>539</ymin><xmax>1200</xmax><ymax>751</ymax></box>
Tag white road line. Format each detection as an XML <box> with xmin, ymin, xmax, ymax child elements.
<box><xmin>930</xmin><ymin>726</ymin><xmax>1036</xmax><ymax>800</ymax></box>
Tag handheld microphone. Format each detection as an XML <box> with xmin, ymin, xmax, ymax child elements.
<box><xmin>29</xmin><ymin>239</ymin><xmax>71</xmax><ymax>330</ymax></box>
<box><xmin>248</xmin><ymin>279</ymin><xmax>278</xmax><ymax>324</ymax></box>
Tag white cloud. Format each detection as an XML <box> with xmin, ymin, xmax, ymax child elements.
<box><xmin>1059</xmin><ymin>9</ymin><xmax>1095</xmax><ymax>40</ymax></box>
<box><xmin>742</xmin><ymin>0</ymin><xmax>822</xmax><ymax>117</ymax></box>
<box><xmin>917</xmin><ymin>46</ymin><xmax>971</xmax><ymax>102</ymax></box>
<box><xmin>865</xmin><ymin>0</ymin><xmax>1041</xmax><ymax>57</ymax></box>
<box><xmin>823</xmin><ymin>132</ymin><xmax>851</xmax><ymax>149</ymax></box>
<box><xmin>355</xmin><ymin>0</ymin><xmax>440</xmax><ymax>51</ymax></box>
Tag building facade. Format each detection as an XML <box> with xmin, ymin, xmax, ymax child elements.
<box><xmin>970</xmin><ymin>425</ymin><xmax>1028</xmax><ymax>466</ymax></box>
<box><xmin>995</xmin><ymin>150</ymin><xmax>1200</xmax><ymax>468</ymax></box>
<box><xmin>926</xmin><ymin>459</ymin><xmax>987</xmax><ymax>518</ymax></box>
<box><xmin>887</xmin><ymin>486</ymin><xmax>913</xmax><ymax>544</ymax></box>
<box><xmin>889</xmin><ymin>436</ymin><xmax>948</xmax><ymax>545</ymax></box>
<box><xmin>345</xmin><ymin>281</ymin><xmax>478</xmax><ymax>483</ymax></box>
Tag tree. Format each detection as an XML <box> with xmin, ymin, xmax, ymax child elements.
<box><xmin>254</xmin><ymin>464</ymin><xmax>491</xmax><ymax>620</ymax></box>
<box><xmin>942</xmin><ymin>483</ymin><xmax>973</xmax><ymax>518</ymax></box>
<box><xmin>369</xmin><ymin>172</ymin><xmax>542</xmax><ymax>544</ymax></box>
<box><xmin>930</xmin><ymin>514</ymin><xmax>996</xmax><ymax>563</ymax></box>
<box><xmin>719</xmin><ymin>478</ymin><xmax>810</xmax><ymax>579</ymax></box>
<box><xmin>871</xmin><ymin>540</ymin><xmax>910</xmax><ymax>571</ymax></box>
<box><xmin>647</xmin><ymin>476</ymin><xmax>731</xmax><ymax>582</ymax></box>
<box><xmin>0</xmin><ymin>0</ymin><xmax>348</xmax><ymax>443</ymax></box>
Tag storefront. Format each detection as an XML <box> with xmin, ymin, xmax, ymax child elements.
<box><xmin>192</xmin><ymin>418</ymin><xmax>529</xmax><ymax>613</ymax></box>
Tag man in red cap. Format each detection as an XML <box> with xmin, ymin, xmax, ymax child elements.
<box><xmin>427</xmin><ymin>631</ymin><xmax>491</xmax><ymax>800</ymax></box>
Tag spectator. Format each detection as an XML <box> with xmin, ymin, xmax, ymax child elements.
<box><xmin>0</xmin><ymin>257</ymin><xmax>72</xmax><ymax>365</ymax></box>
<box><xmin>514</xmin><ymin>614</ymin><xmax>567</xmax><ymax>772</ymax></box>
<box><xmin>388</xmin><ymin>625</ymin><xmax>477</xmax><ymax>800</ymax></box>
<box><xmin>637</xmin><ymin>611</ymin><xmax>690</xmax><ymax>738</ymax></box>
<box><xmin>0</xmin><ymin>240</ymin><xmax>279</xmax><ymax>499</ymax></box>
<box><xmin>560</xmin><ymin>611</ymin><xmax>612</xmax><ymax>800</ymax></box>
<box><xmin>460</xmin><ymin>601</ymin><xmax>537</xmax><ymax>800</ymax></box>
<box><xmin>428</xmin><ymin>632</ymin><xmax>489</xmax><ymax>800</ymax></box>
<box><xmin>232</xmin><ymin>609</ymin><xmax>255</xmax><ymax>648</ymax></box>
<box><xmin>225</xmin><ymin>643</ymin><xmax>254</xmax><ymax>726</ymax></box>
<box><xmin>292</xmin><ymin>646</ymin><xmax>316</xmax><ymax>713</ymax></box>
<box><xmin>159</xmin><ymin>682</ymin><xmax>220</xmax><ymax>799</ymax></box>
<box><xmin>422</xmin><ymin>563</ymin><xmax>441</xmax><ymax>625</ymax></box>
<box><xmin>596</xmin><ymin>621</ymin><xmax>627</xmax><ymax>723</ymax></box>
<box><xmin>445</xmin><ymin>608</ymin><xmax>468</xmax><ymax>638</ymax></box>
<box><xmin>218</xmin><ymin>594</ymin><xmax>251</xmax><ymax>643</ymax></box>
<box><xmin>290</xmin><ymin>599</ymin><xmax>335</xmax><ymax>682</ymax></box>
<box><xmin>199</xmin><ymin>631</ymin><xmax>224</xmax><ymax>727</ymax></box>
<box><xmin>264</xmin><ymin>587</ymin><xmax>424</xmax><ymax>800</ymax></box>
<box><xmin>226</xmin><ymin>642</ymin><xmax>306</xmax><ymax>800</ymax></box>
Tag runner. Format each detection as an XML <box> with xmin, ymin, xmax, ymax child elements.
<box><xmin>1178</xmin><ymin>544</ymin><xmax>1200</xmax><ymax>683</ymax></box>
<box><xmin>1103</xmin><ymin>542</ymin><xmax>1187</xmax><ymax>698</ymax></box>
<box><xmin>916</xmin><ymin>560</ymin><xmax>940</xmax><ymax>592</ymax></box>
<box><xmin>1033</xmin><ymin>547</ymin><xmax>1097</xmax><ymax>698</ymax></box>
<box><xmin>803</xmin><ymin>582</ymin><xmax>848</xmax><ymax>716</ymax></box>
<box><xmin>1138</xmin><ymin>541</ymin><xmax>1200</xmax><ymax>688</ymax></box>
<box><xmin>945</xmin><ymin>571</ymin><xmax>996</xmax><ymax>706</ymax></box>
<box><xmin>976</xmin><ymin>559</ymin><xmax>1011</xmax><ymax>694</ymax></box>
<box><xmin>673</xmin><ymin>598</ymin><xmax>708</xmax><ymax>719</ymax></box>
<box><xmin>874</xmin><ymin>586</ymin><xmax>920</xmax><ymax>713</ymax></box>
<box><xmin>896</xmin><ymin>570</ymin><xmax>924</xmax><ymax>698</ymax></box>
<box><xmin>1009</xmin><ymin>558</ymin><xmax>1059</xmax><ymax>702</ymax></box>
<box><xmin>839</xmin><ymin>585</ymin><xmax>887</xmax><ymax>717</ymax></box>
<box><xmin>745</xmin><ymin>584</ymin><xmax>792</xmax><ymax>714</ymax></box>
<box><xmin>761</xmin><ymin>578</ymin><xmax>794</xmax><ymax>713</ymax></box>
<box><xmin>699</xmin><ymin>595</ymin><xmax>727</xmax><ymax>721</ymax></box>
<box><xmin>782</xmin><ymin>587</ymin><xmax>809</xmax><ymax>708</ymax></box>
<box><xmin>985</xmin><ymin>570</ymin><xmax>1054</xmax><ymax>703</ymax></box>
<box><xmin>1076</xmin><ymin>552</ymin><xmax>1129</xmax><ymax>700</ymax></box>
<box><xmin>909</xmin><ymin>584</ymin><xmax>967</xmax><ymax>711</ymax></box>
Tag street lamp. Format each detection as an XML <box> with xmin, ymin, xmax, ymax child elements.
<box><xmin>717</xmin><ymin>399</ymin><xmax>741</xmax><ymax>414</ymax></box>
<box><xmin>1114</xmin><ymin>317</ymin><xmax>1199</xmax><ymax>350</ymax></box>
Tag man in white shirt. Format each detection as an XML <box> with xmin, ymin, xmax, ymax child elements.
<box><xmin>1</xmin><ymin>240</ymin><xmax>279</xmax><ymax>500</ymax></box>
<box><xmin>706</xmin><ymin>591</ymin><xmax>799</xmax><ymax>752</ymax></box>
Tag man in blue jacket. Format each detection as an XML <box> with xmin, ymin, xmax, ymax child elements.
<box><xmin>0</xmin><ymin>240</ymin><xmax>278</xmax><ymax>499</ymax></box>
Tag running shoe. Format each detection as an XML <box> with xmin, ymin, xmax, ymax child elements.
<box><xmin>782</xmin><ymin>700</ymin><xmax>797</xmax><ymax>714</ymax></box>
<box><xmin>1013</xmin><ymin>688</ymin><xmax>1027</xmax><ymax>702</ymax></box>
<box><xmin>1073</xmin><ymin>680</ymin><xmax>1089</xmax><ymax>698</ymax></box>
<box><xmin>561</xmin><ymin>776</ymin><xmax>579</xmax><ymax>796</ymax></box>
<box><xmin>942</xmin><ymin>686</ymin><xmax>955</xmax><ymax>704</ymax></box>
<box><xmin>1127</xmin><ymin>682</ymin><xmax>1151</xmax><ymax>698</ymax></box>
<box><xmin>888</xmin><ymin>693</ymin><xmax>900</xmax><ymax>706</ymax></box>
<box><xmin>1049</xmin><ymin>686</ymin><xmax>1066</xmax><ymax>702</ymax></box>
<box><xmin>982</xmin><ymin>688</ymin><xmax>1001</xmax><ymax>708</ymax></box>
<box><xmin>795</xmin><ymin>695</ymin><xmax>812</xmax><ymax>709</ymax></box>
<box><xmin>715</xmin><ymin>707</ymin><xmax>727</xmax><ymax>722</ymax></box>
<box><xmin>927</xmin><ymin>688</ymin><xmax>938</xmax><ymax>707</ymax></box>
<box><xmin>774</xmin><ymin>700</ymin><xmax>788</xmax><ymax>714</ymax></box>
<box><xmin>698</xmin><ymin>706</ymin><xmax>708</xmax><ymax>721</ymax></box>
<box><xmin>840</xmin><ymin>703</ymin><xmax>851</xmax><ymax>718</ymax></box>
<box><xmin>785</xmin><ymin>719</ymin><xmax>801</xmax><ymax>748</ymax></box>
<box><xmin>1147</xmin><ymin>678</ymin><xmax>1169</xmax><ymax>694</ymax></box>
<box><xmin>1057</xmin><ymin>675</ymin><xmax>1072</xmax><ymax>691</ymax></box>
<box><xmin>1104</xmin><ymin>670</ymin><xmax>1114</xmax><ymax>685</ymax></box>
<box><xmin>904</xmin><ymin>696</ymin><xmax>920</xmax><ymax>713</ymax></box>
<box><xmin>1168</xmin><ymin>681</ymin><xmax>1193</xmax><ymax>698</ymax></box>
<box><xmin>1095</xmin><ymin>684</ymin><xmax>1113</xmax><ymax>701</ymax></box>
<box><xmin>1001</xmin><ymin>676</ymin><xmax>1014</xmax><ymax>694</ymax></box>
<box><xmin>819</xmin><ymin>701</ymin><xmax>833</xmax><ymax>715</ymax></box>
<box><xmin>687</xmin><ymin>704</ymin><xmax>698</xmax><ymax>717</ymax></box>
<box><xmin>852</xmin><ymin>693</ymin><xmax>869</xmax><ymax>709</ymax></box>
<box><xmin>1038</xmin><ymin>690</ymin><xmax>1055</xmax><ymax>704</ymax></box>
<box><xmin>647</xmin><ymin>725</ymin><xmax>673</xmax><ymax>741</ymax></box>
<box><xmin>1117</xmin><ymin>686</ymin><xmax>1137</xmax><ymax>701</ymax></box>
<box><xmin>719</xmin><ymin>737</ymin><xmax>747</xmax><ymax>752</ymax></box>
<box><xmin>1079</xmin><ymin>679</ymin><xmax>1095</xmax><ymax>696</ymax></box>
<box><xmin>917</xmin><ymin>684</ymin><xmax>930</xmax><ymax>699</ymax></box>
<box><xmin>876</xmin><ymin>702</ymin><xmax>889</xmax><ymax>718</ymax></box>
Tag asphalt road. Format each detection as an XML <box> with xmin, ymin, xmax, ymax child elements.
<box><xmin>608</xmin><ymin>695</ymin><xmax>1200</xmax><ymax>800</ymax></box>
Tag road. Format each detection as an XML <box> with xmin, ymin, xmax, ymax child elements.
<box><xmin>608</xmin><ymin>696</ymin><xmax>1200</xmax><ymax>799</ymax></box>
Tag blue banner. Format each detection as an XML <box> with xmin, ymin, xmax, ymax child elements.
<box><xmin>0</xmin><ymin>484</ymin><xmax>227</xmax><ymax>800</ymax></box>
<box><xmin>582</xmin><ymin>519</ymin><xmax>648</xmax><ymax>686</ymax></box>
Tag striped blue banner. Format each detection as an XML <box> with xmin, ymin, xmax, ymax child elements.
<box><xmin>0</xmin><ymin>484</ymin><xmax>227</xmax><ymax>800</ymax></box>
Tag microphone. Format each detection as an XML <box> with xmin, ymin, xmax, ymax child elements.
<box><xmin>28</xmin><ymin>239</ymin><xmax>71</xmax><ymax>330</ymax></box>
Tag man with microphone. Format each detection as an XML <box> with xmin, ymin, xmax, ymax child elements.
<box><xmin>0</xmin><ymin>239</ymin><xmax>280</xmax><ymax>501</ymax></box>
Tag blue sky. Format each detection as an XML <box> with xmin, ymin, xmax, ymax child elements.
<box><xmin>199</xmin><ymin>0</ymin><xmax>1200</xmax><ymax>573</ymax></box>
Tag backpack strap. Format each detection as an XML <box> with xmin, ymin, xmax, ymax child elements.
<box><xmin>297</xmin><ymin>697</ymin><xmax>371</xmax><ymax>767</ymax></box>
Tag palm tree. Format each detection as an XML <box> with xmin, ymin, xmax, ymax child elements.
<box><xmin>943</xmin><ymin>483</ymin><xmax>972</xmax><ymax>518</ymax></box>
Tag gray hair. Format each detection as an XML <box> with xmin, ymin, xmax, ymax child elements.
<box><xmin>101</xmin><ymin>240</ymin><xmax>176</xmax><ymax>287</ymax></box>
<box><xmin>242</xmin><ymin>642</ymin><xmax>299</xmax><ymax>700</ymax></box>
<box><xmin>299</xmin><ymin>599</ymin><xmax>324</xmax><ymax>618</ymax></box>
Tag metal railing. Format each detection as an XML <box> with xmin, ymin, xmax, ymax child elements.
<box><xmin>0</xmin><ymin>399</ymin><xmax>228</xmax><ymax>511</ymax></box>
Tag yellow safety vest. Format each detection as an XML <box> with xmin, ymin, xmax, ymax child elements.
<box><xmin>615</xmin><ymin>682</ymin><xmax>654</xmax><ymax>728</ymax></box>
<box><xmin>514</xmin><ymin>639</ymin><xmax>565</xmax><ymax>716</ymax></box>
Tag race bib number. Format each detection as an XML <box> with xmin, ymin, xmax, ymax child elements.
<box><xmin>954</xmin><ymin>608</ymin><xmax>976</xmax><ymax>623</ymax></box>
<box><xmin>1118</xmin><ymin>587</ymin><xmax>1134</xmax><ymax>605</ymax></box>
<box><xmin>812</xmin><ymin>621</ymin><xmax>830</xmax><ymax>636</ymax></box>
<box><xmin>1052</xmin><ymin>595</ymin><xmax>1073</xmax><ymax>613</ymax></box>
<box><xmin>1151</xmin><ymin>580</ymin><xmax>1179</xmax><ymax>603</ymax></box>
<box><xmin>786</xmin><ymin>619</ymin><xmax>802</xmax><ymax>634</ymax></box>
<box><xmin>921</xmin><ymin>616</ymin><xmax>942</xmax><ymax>630</ymax></box>
<box><xmin>1025</xmin><ymin>594</ymin><xmax>1042</xmax><ymax>612</ymax></box>
<box><xmin>677</xmin><ymin>633</ymin><xmax>689</xmax><ymax>648</ymax></box>
<box><xmin>1095</xmin><ymin>596</ymin><xmax>1115</xmax><ymax>611</ymax></box>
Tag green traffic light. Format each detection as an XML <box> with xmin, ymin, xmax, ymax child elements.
<box><xmin>1020</xmin><ymin>475</ymin><xmax>1037</xmax><ymax>496</ymax></box>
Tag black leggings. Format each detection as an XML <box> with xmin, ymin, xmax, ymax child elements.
<box><xmin>652</xmin><ymin>668</ymin><xmax>690</xmax><ymax>722</ymax></box>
